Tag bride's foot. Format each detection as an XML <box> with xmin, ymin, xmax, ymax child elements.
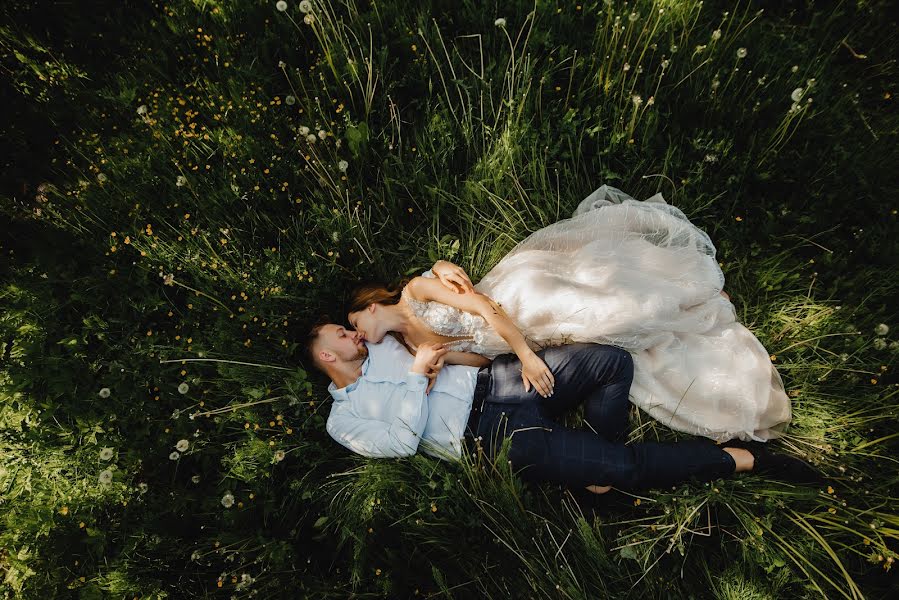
<box><xmin>586</xmin><ymin>485</ymin><xmax>612</xmax><ymax>495</ymax></box>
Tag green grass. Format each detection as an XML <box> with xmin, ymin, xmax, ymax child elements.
<box><xmin>1</xmin><ymin>0</ymin><xmax>897</xmax><ymax>597</ymax></box>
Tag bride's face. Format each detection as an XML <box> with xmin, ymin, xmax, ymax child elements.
<box><xmin>347</xmin><ymin>304</ymin><xmax>388</xmax><ymax>343</ymax></box>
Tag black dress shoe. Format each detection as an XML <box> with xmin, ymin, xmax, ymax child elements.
<box><xmin>721</xmin><ymin>440</ymin><xmax>826</xmax><ymax>486</ymax></box>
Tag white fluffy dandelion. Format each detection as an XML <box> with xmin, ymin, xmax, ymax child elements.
<box><xmin>175</xmin><ymin>439</ymin><xmax>190</xmax><ymax>452</ymax></box>
<box><xmin>278</xmin><ymin>60</ymin><xmax>286</xmax><ymax>69</ymax></box>
<box><xmin>99</xmin><ymin>469</ymin><xmax>113</xmax><ymax>484</ymax></box>
<box><xmin>875</xmin><ymin>323</ymin><xmax>889</xmax><ymax>336</ymax></box>
<box><xmin>98</xmin><ymin>387</ymin><xmax>111</xmax><ymax>399</ymax></box>
<box><xmin>736</xmin><ymin>47</ymin><xmax>748</xmax><ymax>59</ymax></box>
<box><xmin>631</xmin><ymin>95</ymin><xmax>643</xmax><ymax>107</ymax></box>
<box><xmin>169</xmin><ymin>451</ymin><xmax>180</xmax><ymax>460</ymax></box>
<box><xmin>711</xmin><ymin>29</ymin><xmax>721</xmax><ymax>41</ymax></box>
<box><xmin>790</xmin><ymin>87</ymin><xmax>804</xmax><ymax>102</ymax></box>
<box><xmin>338</xmin><ymin>160</ymin><xmax>348</xmax><ymax>172</ymax></box>
<box><xmin>299</xmin><ymin>125</ymin><xmax>310</xmax><ymax>135</ymax></box>
<box><xmin>285</xmin><ymin>95</ymin><xmax>296</xmax><ymax>105</ymax></box>
<box><xmin>273</xmin><ymin>449</ymin><xmax>286</xmax><ymax>463</ymax></box>
<box><xmin>221</xmin><ymin>492</ymin><xmax>235</xmax><ymax>508</ymax></box>
<box><xmin>299</xmin><ymin>0</ymin><xmax>312</xmax><ymax>13</ymax></box>
<box><xmin>176</xmin><ymin>175</ymin><xmax>187</xmax><ymax>187</ymax></box>
<box><xmin>306</xmin><ymin>133</ymin><xmax>317</xmax><ymax>143</ymax></box>
<box><xmin>873</xmin><ymin>338</ymin><xmax>887</xmax><ymax>350</ymax></box>
<box><xmin>275</xmin><ymin>1</ymin><xmax>288</xmax><ymax>12</ymax></box>
<box><xmin>178</xmin><ymin>382</ymin><xmax>189</xmax><ymax>395</ymax></box>
<box><xmin>494</xmin><ymin>17</ymin><xmax>506</xmax><ymax>28</ymax></box>
<box><xmin>303</xmin><ymin>13</ymin><xmax>315</xmax><ymax>24</ymax></box>
<box><xmin>317</xmin><ymin>129</ymin><xmax>327</xmax><ymax>140</ymax></box>
<box><xmin>99</xmin><ymin>447</ymin><xmax>114</xmax><ymax>461</ymax></box>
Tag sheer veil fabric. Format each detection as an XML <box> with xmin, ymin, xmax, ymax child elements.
<box><xmin>411</xmin><ymin>185</ymin><xmax>791</xmax><ymax>442</ymax></box>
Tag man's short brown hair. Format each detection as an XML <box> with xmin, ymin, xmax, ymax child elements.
<box><xmin>304</xmin><ymin>315</ymin><xmax>332</xmax><ymax>371</ymax></box>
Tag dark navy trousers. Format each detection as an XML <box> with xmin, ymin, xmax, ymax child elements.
<box><xmin>468</xmin><ymin>343</ymin><xmax>736</xmax><ymax>490</ymax></box>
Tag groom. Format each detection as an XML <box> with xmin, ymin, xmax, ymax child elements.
<box><xmin>306</xmin><ymin>322</ymin><xmax>820</xmax><ymax>492</ymax></box>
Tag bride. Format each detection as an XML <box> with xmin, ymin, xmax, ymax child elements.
<box><xmin>347</xmin><ymin>185</ymin><xmax>791</xmax><ymax>443</ymax></box>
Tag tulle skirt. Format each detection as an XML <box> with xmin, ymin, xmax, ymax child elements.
<box><xmin>472</xmin><ymin>185</ymin><xmax>791</xmax><ymax>442</ymax></box>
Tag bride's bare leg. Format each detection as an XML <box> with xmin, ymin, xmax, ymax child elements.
<box><xmin>586</xmin><ymin>485</ymin><xmax>612</xmax><ymax>494</ymax></box>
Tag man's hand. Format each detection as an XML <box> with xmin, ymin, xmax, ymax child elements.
<box><xmin>432</xmin><ymin>260</ymin><xmax>475</xmax><ymax>294</ymax></box>
<box><xmin>424</xmin><ymin>354</ymin><xmax>446</xmax><ymax>394</ymax></box>
<box><xmin>520</xmin><ymin>351</ymin><xmax>555</xmax><ymax>398</ymax></box>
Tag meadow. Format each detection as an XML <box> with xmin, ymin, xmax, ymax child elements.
<box><xmin>1</xmin><ymin>0</ymin><xmax>897</xmax><ymax>597</ymax></box>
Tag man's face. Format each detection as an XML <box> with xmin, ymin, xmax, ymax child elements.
<box><xmin>317</xmin><ymin>323</ymin><xmax>368</xmax><ymax>363</ymax></box>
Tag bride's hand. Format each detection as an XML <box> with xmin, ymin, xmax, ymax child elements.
<box><xmin>432</xmin><ymin>260</ymin><xmax>474</xmax><ymax>294</ymax></box>
<box><xmin>520</xmin><ymin>351</ymin><xmax>555</xmax><ymax>398</ymax></box>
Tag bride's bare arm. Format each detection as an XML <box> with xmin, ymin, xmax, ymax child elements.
<box><xmin>406</xmin><ymin>276</ymin><xmax>556</xmax><ymax>397</ymax></box>
<box><xmin>442</xmin><ymin>351</ymin><xmax>491</xmax><ymax>368</ymax></box>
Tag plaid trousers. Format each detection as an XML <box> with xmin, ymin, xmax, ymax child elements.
<box><xmin>467</xmin><ymin>343</ymin><xmax>736</xmax><ymax>490</ymax></box>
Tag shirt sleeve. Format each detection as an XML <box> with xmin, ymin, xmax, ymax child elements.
<box><xmin>326</xmin><ymin>372</ymin><xmax>430</xmax><ymax>458</ymax></box>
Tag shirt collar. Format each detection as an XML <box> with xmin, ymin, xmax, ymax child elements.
<box><xmin>327</xmin><ymin>346</ymin><xmax>372</xmax><ymax>401</ymax></box>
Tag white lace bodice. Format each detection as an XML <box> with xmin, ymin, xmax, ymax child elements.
<box><xmin>399</xmin><ymin>272</ymin><xmax>513</xmax><ymax>358</ymax></box>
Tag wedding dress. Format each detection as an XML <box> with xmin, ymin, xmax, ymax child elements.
<box><xmin>401</xmin><ymin>185</ymin><xmax>792</xmax><ymax>442</ymax></box>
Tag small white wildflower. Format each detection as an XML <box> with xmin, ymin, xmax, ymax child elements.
<box><xmin>338</xmin><ymin>160</ymin><xmax>348</xmax><ymax>172</ymax></box>
<box><xmin>163</xmin><ymin>273</ymin><xmax>175</xmax><ymax>286</ymax></box>
<box><xmin>646</xmin><ymin>96</ymin><xmax>655</xmax><ymax>106</ymax></box>
<box><xmin>99</xmin><ymin>469</ymin><xmax>113</xmax><ymax>484</ymax></box>
<box><xmin>285</xmin><ymin>95</ymin><xmax>296</xmax><ymax>105</ymax></box>
<box><xmin>791</xmin><ymin>65</ymin><xmax>799</xmax><ymax>73</ymax></box>
<box><xmin>175</xmin><ymin>439</ymin><xmax>190</xmax><ymax>452</ymax></box>
<box><xmin>736</xmin><ymin>47</ymin><xmax>748</xmax><ymax>59</ymax></box>
<box><xmin>299</xmin><ymin>0</ymin><xmax>312</xmax><ymax>13</ymax></box>
<box><xmin>791</xmin><ymin>87</ymin><xmax>804</xmax><ymax>102</ymax></box>
<box><xmin>169</xmin><ymin>451</ymin><xmax>180</xmax><ymax>461</ymax></box>
<box><xmin>711</xmin><ymin>29</ymin><xmax>721</xmax><ymax>41</ymax></box>
<box><xmin>704</xmin><ymin>154</ymin><xmax>718</xmax><ymax>163</ymax></box>
<box><xmin>191</xmin><ymin>474</ymin><xmax>201</xmax><ymax>484</ymax></box>
<box><xmin>299</xmin><ymin>125</ymin><xmax>310</xmax><ymax>135</ymax></box>
<box><xmin>98</xmin><ymin>387</ymin><xmax>111</xmax><ymax>399</ymax></box>
<box><xmin>96</xmin><ymin>173</ymin><xmax>108</xmax><ymax>183</ymax></box>
<box><xmin>275</xmin><ymin>1</ymin><xmax>288</xmax><ymax>12</ymax></box>
<box><xmin>661</xmin><ymin>59</ymin><xmax>670</xmax><ymax>69</ymax></box>
<box><xmin>221</xmin><ymin>492</ymin><xmax>235</xmax><ymax>508</ymax></box>
<box><xmin>176</xmin><ymin>175</ymin><xmax>187</xmax><ymax>187</ymax></box>
<box><xmin>306</xmin><ymin>133</ymin><xmax>317</xmax><ymax>143</ymax></box>
<box><xmin>138</xmin><ymin>482</ymin><xmax>149</xmax><ymax>493</ymax></box>
<box><xmin>317</xmin><ymin>129</ymin><xmax>327</xmax><ymax>140</ymax></box>
<box><xmin>303</xmin><ymin>13</ymin><xmax>314</xmax><ymax>24</ymax></box>
<box><xmin>874</xmin><ymin>323</ymin><xmax>889</xmax><ymax>336</ymax></box>
<box><xmin>99</xmin><ymin>447</ymin><xmax>114</xmax><ymax>461</ymax></box>
<box><xmin>629</xmin><ymin>12</ymin><xmax>638</xmax><ymax>22</ymax></box>
<box><xmin>273</xmin><ymin>449</ymin><xmax>286</xmax><ymax>463</ymax></box>
<box><xmin>137</xmin><ymin>105</ymin><xmax>148</xmax><ymax>116</ymax></box>
<box><xmin>631</xmin><ymin>94</ymin><xmax>643</xmax><ymax>107</ymax></box>
<box><xmin>873</xmin><ymin>338</ymin><xmax>887</xmax><ymax>350</ymax></box>
<box><xmin>278</xmin><ymin>60</ymin><xmax>286</xmax><ymax>69</ymax></box>
<box><xmin>494</xmin><ymin>17</ymin><xmax>506</xmax><ymax>28</ymax></box>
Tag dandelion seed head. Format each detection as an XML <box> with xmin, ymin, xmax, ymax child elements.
<box><xmin>791</xmin><ymin>87</ymin><xmax>804</xmax><ymax>102</ymax></box>
<box><xmin>736</xmin><ymin>47</ymin><xmax>748</xmax><ymax>59</ymax></box>
<box><xmin>875</xmin><ymin>323</ymin><xmax>889</xmax><ymax>336</ymax></box>
<box><xmin>873</xmin><ymin>338</ymin><xmax>887</xmax><ymax>350</ymax></box>
<box><xmin>278</xmin><ymin>60</ymin><xmax>286</xmax><ymax>69</ymax></box>
<box><xmin>99</xmin><ymin>447</ymin><xmax>114</xmax><ymax>460</ymax></box>
<box><xmin>317</xmin><ymin>129</ymin><xmax>327</xmax><ymax>139</ymax></box>
<box><xmin>338</xmin><ymin>160</ymin><xmax>348</xmax><ymax>172</ymax></box>
<box><xmin>299</xmin><ymin>125</ymin><xmax>310</xmax><ymax>136</ymax></box>
<box><xmin>303</xmin><ymin>13</ymin><xmax>315</xmax><ymax>24</ymax></box>
<box><xmin>494</xmin><ymin>17</ymin><xmax>506</xmax><ymax>28</ymax></box>
<box><xmin>99</xmin><ymin>469</ymin><xmax>113</xmax><ymax>484</ymax></box>
<box><xmin>306</xmin><ymin>133</ymin><xmax>317</xmax><ymax>143</ymax></box>
<box><xmin>299</xmin><ymin>0</ymin><xmax>312</xmax><ymax>13</ymax></box>
<box><xmin>628</xmin><ymin>12</ymin><xmax>638</xmax><ymax>22</ymax></box>
<box><xmin>169</xmin><ymin>451</ymin><xmax>180</xmax><ymax>460</ymax></box>
<box><xmin>275</xmin><ymin>1</ymin><xmax>288</xmax><ymax>12</ymax></box>
<box><xmin>711</xmin><ymin>29</ymin><xmax>721</xmax><ymax>41</ymax></box>
<box><xmin>791</xmin><ymin>65</ymin><xmax>799</xmax><ymax>73</ymax></box>
<box><xmin>98</xmin><ymin>387</ymin><xmax>111</xmax><ymax>399</ymax></box>
<box><xmin>631</xmin><ymin>94</ymin><xmax>643</xmax><ymax>106</ymax></box>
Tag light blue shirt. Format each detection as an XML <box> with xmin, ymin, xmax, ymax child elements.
<box><xmin>326</xmin><ymin>335</ymin><xmax>479</xmax><ymax>460</ymax></box>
